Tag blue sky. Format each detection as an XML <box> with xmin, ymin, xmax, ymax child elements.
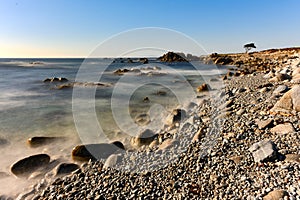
<box><xmin>0</xmin><ymin>0</ymin><xmax>299</xmax><ymax>57</ymax></box>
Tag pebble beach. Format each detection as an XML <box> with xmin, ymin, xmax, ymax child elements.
<box><xmin>3</xmin><ymin>48</ymin><xmax>300</xmax><ymax>200</ymax></box>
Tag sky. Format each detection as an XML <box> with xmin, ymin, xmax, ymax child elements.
<box><xmin>0</xmin><ymin>0</ymin><xmax>299</xmax><ymax>58</ymax></box>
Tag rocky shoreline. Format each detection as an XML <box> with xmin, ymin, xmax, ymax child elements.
<box><xmin>3</xmin><ymin>48</ymin><xmax>300</xmax><ymax>200</ymax></box>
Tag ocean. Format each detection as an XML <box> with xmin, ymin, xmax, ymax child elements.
<box><xmin>0</xmin><ymin>58</ymin><xmax>226</xmax><ymax>196</ymax></box>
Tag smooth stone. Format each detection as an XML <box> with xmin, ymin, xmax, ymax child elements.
<box><xmin>255</xmin><ymin>119</ymin><xmax>274</xmax><ymax>129</ymax></box>
<box><xmin>263</xmin><ymin>190</ymin><xmax>288</xmax><ymax>200</ymax></box>
<box><xmin>236</xmin><ymin>109</ymin><xmax>245</xmax><ymax>115</ymax></box>
<box><xmin>72</xmin><ymin>141</ymin><xmax>125</xmax><ymax>161</ymax></box>
<box><xmin>270</xmin><ymin>85</ymin><xmax>300</xmax><ymax>114</ymax></box>
<box><xmin>11</xmin><ymin>154</ymin><xmax>50</xmax><ymax>177</ymax></box>
<box><xmin>103</xmin><ymin>154</ymin><xmax>121</xmax><ymax>169</ymax></box>
<box><xmin>273</xmin><ymin>85</ymin><xmax>288</xmax><ymax>94</ymax></box>
<box><xmin>249</xmin><ymin>140</ymin><xmax>278</xmax><ymax>163</ymax></box>
<box><xmin>131</xmin><ymin>129</ymin><xmax>157</xmax><ymax>148</ymax></box>
<box><xmin>54</xmin><ymin>163</ymin><xmax>79</xmax><ymax>176</ymax></box>
<box><xmin>270</xmin><ymin>123</ymin><xmax>295</xmax><ymax>134</ymax></box>
<box><xmin>27</xmin><ymin>136</ymin><xmax>63</xmax><ymax>148</ymax></box>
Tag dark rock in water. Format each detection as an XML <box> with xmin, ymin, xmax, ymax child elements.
<box><xmin>43</xmin><ymin>77</ymin><xmax>68</xmax><ymax>83</ymax></box>
<box><xmin>158</xmin><ymin>52</ymin><xmax>188</xmax><ymax>62</ymax></box>
<box><xmin>113</xmin><ymin>68</ymin><xmax>130</xmax><ymax>75</ymax></box>
<box><xmin>155</xmin><ymin>90</ymin><xmax>167</xmax><ymax>96</ymax></box>
<box><xmin>139</xmin><ymin>58</ymin><xmax>148</xmax><ymax>64</ymax></box>
<box><xmin>0</xmin><ymin>138</ymin><xmax>8</xmax><ymax>146</ymax></box>
<box><xmin>11</xmin><ymin>154</ymin><xmax>50</xmax><ymax>177</ymax></box>
<box><xmin>131</xmin><ymin>129</ymin><xmax>157</xmax><ymax>147</ymax></box>
<box><xmin>127</xmin><ymin>58</ymin><xmax>134</xmax><ymax>63</ymax></box>
<box><xmin>27</xmin><ymin>136</ymin><xmax>63</xmax><ymax>148</ymax></box>
<box><xmin>54</xmin><ymin>163</ymin><xmax>79</xmax><ymax>176</ymax></box>
<box><xmin>196</xmin><ymin>83</ymin><xmax>211</xmax><ymax>92</ymax></box>
<box><xmin>249</xmin><ymin>140</ymin><xmax>278</xmax><ymax>163</ymax></box>
<box><xmin>72</xmin><ymin>141</ymin><xmax>125</xmax><ymax>162</ymax></box>
<box><xmin>0</xmin><ymin>171</ymin><xmax>9</xmax><ymax>179</ymax></box>
<box><xmin>143</xmin><ymin>96</ymin><xmax>150</xmax><ymax>102</ymax></box>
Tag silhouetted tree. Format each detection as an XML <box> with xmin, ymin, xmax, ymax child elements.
<box><xmin>244</xmin><ymin>43</ymin><xmax>256</xmax><ymax>53</ymax></box>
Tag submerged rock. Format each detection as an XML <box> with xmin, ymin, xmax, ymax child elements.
<box><xmin>11</xmin><ymin>154</ymin><xmax>50</xmax><ymax>177</ymax></box>
<box><xmin>72</xmin><ymin>141</ymin><xmax>125</xmax><ymax>161</ymax></box>
<box><xmin>113</xmin><ymin>68</ymin><xmax>130</xmax><ymax>75</ymax></box>
<box><xmin>43</xmin><ymin>77</ymin><xmax>68</xmax><ymax>83</ymax></box>
<box><xmin>27</xmin><ymin>136</ymin><xmax>63</xmax><ymax>148</ymax></box>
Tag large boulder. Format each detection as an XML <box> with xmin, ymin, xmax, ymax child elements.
<box><xmin>72</xmin><ymin>141</ymin><xmax>125</xmax><ymax>161</ymax></box>
<box><xmin>270</xmin><ymin>85</ymin><xmax>300</xmax><ymax>114</ymax></box>
<box><xmin>11</xmin><ymin>154</ymin><xmax>50</xmax><ymax>177</ymax></box>
<box><xmin>131</xmin><ymin>129</ymin><xmax>157</xmax><ymax>147</ymax></box>
<box><xmin>249</xmin><ymin>140</ymin><xmax>278</xmax><ymax>163</ymax></box>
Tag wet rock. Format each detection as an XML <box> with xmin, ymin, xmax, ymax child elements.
<box><xmin>139</xmin><ymin>58</ymin><xmax>148</xmax><ymax>64</ymax></box>
<box><xmin>27</xmin><ymin>136</ymin><xmax>63</xmax><ymax>148</ymax></box>
<box><xmin>249</xmin><ymin>140</ymin><xmax>278</xmax><ymax>163</ymax></box>
<box><xmin>255</xmin><ymin>119</ymin><xmax>274</xmax><ymax>129</ymax></box>
<box><xmin>270</xmin><ymin>85</ymin><xmax>300</xmax><ymax>114</ymax></box>
<box><xmin>143</xmin><ymin>96</ymin><xmax>150</xmax><ymax>102</ymax></box>
<box><xmin>11</xmin><ymin>154</ymin><xmax>50</xmax><ymax>177</ymax></box>
<box><xmin>263</xmin><ymin>190</ymin><xmax>288</xmax><ymax>200</ymax></box>
<box><xmin>113</xmin><ymin>68</ymin><xmax>130</xmax><ymax>75</ymax></box>
<box><xmin>196</xmin><ymin>83</ymin><xmax>211</xmax><ymax>92</ymax></box>
<box><xmin>43</xmin><ymin>77</ymin><xmax>68</xmax><ymax>83</ymax></box>
<box><xmin>270</xmin><ymin>123</ymin><xmax>295</xmax><ymax>134</ymax></box>
<box><xmin>165</xmin><ymin>109</ymin><xmax>186</xmax><ymax>126</ymax></box>
<box><xmin>135</xmin><ymin>114</ymin><xmax>151</xmax><ymax>126</ymax></box>
<box><xmin>54</xmin><ymin>163</ymin><xmax>79</xmax><ymax>176</ymax></box>
<box><xmin>0</xmin><ymin>138</ymin><xmax>8</xmax><ymax>146</ymax></box>
<box><xmin>103</xmin><ymin>154</ymin><xmax>121</xmax><ymax>169</ymax></box>
<box><xmin>72</xmin><ymin>141</ymin><xmax>125</xmax><ymax>161</ymax></box>
<box><xmin>131</xmin><ymin>129</ymin><xmax>157</xmax><ymax>148</ymax></box>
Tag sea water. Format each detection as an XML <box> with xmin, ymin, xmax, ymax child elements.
<box><xmin>0</xmin><ymin>58</ymin><xmax>226</xmax><ymax>196</ymax></box>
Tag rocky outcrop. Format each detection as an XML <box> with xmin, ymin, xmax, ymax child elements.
<box><xmin>158</xmin><ymin>52</ymin><xmax>188</xmax><ymax>62</ymax></box>
<box><xmin>196</xmin><ymin>83</ymin><xmax>211</xmax><ymax>92</ymax></box>
<box><xmin>72</xmin><ymin>141</ymin><xmax>125</xmax><ymax>161</ymax></box>
<box><xmin>11</xmin><ymin>154</ymin><xmax>50</xmax><ymax>177</ymax></box>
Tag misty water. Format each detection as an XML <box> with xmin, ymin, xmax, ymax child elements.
<box><xmin>0</xmin><ymin>58</ymin><xmax>226</xmax><ymax>196</ymax></box>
